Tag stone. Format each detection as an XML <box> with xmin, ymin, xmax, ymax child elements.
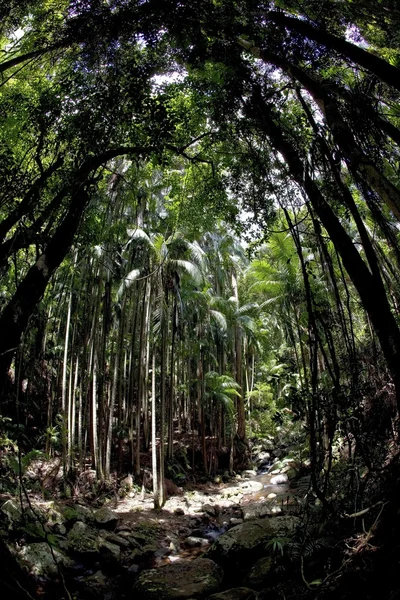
<box><xmin>202</xmin><ymin>503</ymin><xmax>218</xmax><ymax>516</ymax></box>
<box><xmin>242</xmin><ymin>503</ymin><xmax>276</xmax><ymax>521</ymax></box>
<box><xmin>208</xmin><ymin>587</ymin><xmax>258</xmax><ymax>600</ymax></box>
<box><xmin>99</xmin><ymin>529</ymin><xmax>131</xmax><ymax>548</ymax></box>
<box><xmin>99</xmin><ymin>538</ymin><xmax>121</xmax><ymax>563</ymax></box>
<box><xmin>17</xmin><ymin>542</ymin><xmax>74</xmax><ymax>576</ymax></box>
<box><xmin>184</xmin><ymin>536</ymin><xmax>209</xmax><ymax>548</ymax></box>
<box><xmin>205</xmin><ymin>517</ymin><xmax>299</xmax><ymax>570</ymax></box>
<box><xmin>246</xmin><ymin>556</ymin><xmax>273</xmax><ymax>588</ymax></box>
<box><xmin>174</xmin><ymin>507</ymin><xmax>185</xmax><ymax>516</ymax></box>
<box><xmin>239</xmin><ymin>481</ymin><xmax>263</xmax><ymax>494</ymax></box>
<box><xmin>79</xmin><ymin>569</ymin><xmax>118</xmax><ymax>600</ymax></box>
<box><xmin>62</xmin><ymin>503</ymin><xmax>93</xmax><ymax>523</ymax></box>
<box><xmin>270</xmin><ymin>473</ymin><xmax>288</xmax><ymax>485</ymax></box>
<box><xmin>229</xmin><ymin>518</ymin><xmax>243</xmax><ymax>526</ymax></box>
<box><xmin>1</xmin><ymin>499</ymin><xmax>22</xmax><ymax>529</ymax></box>
<box><xmin>133</xmin><ymin>558</ymin><xmax>223</xmax><ymax>599</ymax></box>
<box><xmin>254</xmin><ymin>451</ymin><xmax>271</xmax><ymax>466</ymax></box>
<box><xmin>94</xmin><ymin>507</ymin><xmax>118</xmax><ymax>529</ymax></box>
<box><xmin>67</xmin><ymin>521</ymin><xmax>99</xmax><ymax>556</ymax></box>
<box><xmin>242</xmin><ymin>470</ymin><xmax>257</xmax><ymax>478</ymax></box>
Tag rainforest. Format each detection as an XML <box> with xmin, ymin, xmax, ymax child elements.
<box><xmin>0</xmin><ymin>1</ymin><xmax>400</xmax><ymax>599</ymax></box>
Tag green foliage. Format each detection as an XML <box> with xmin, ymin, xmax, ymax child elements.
<box><xmin>8</xmin><ymin>449</ymin><xmax>43</xmax><ymax>477</ymax></box>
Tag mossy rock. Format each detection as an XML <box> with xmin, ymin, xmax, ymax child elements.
<box><xmin>62</xmin><ymin>503</ymin><xmax>93</xmax><ymax>524</ymax></box>
<box><xmin>17</xmin><ymin>542</ymin><xmax>74</xmax><ymax>576</ymax></box>
<box><xmin>67</xmin><ymin>521</ymin><xmax>99</xmax><ymax>556</ymax></box>
<box><xmin>133</xmin><ymin>558</ymin><xmax>223</xmax><ymax>599</ymax></box>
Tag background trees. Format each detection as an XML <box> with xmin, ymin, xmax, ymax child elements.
<box><xmin>0</xmin><ymin>0</ymin><xmax>400</xmax><ymax>518</ymax></box>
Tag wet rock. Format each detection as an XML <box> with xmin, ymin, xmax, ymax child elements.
<box><xmin>207</xmin><ymin>587</ymin><xmax>258</xmax><ymax>600</ymax></box>
<box><xmin>229</xmin><ymin>518</ymin><xmax>243</xmax><ymax>526</ymax></box>
<box><xmin>133</xmin><ymin>557</ymin><xmax>223</xmax><ymax>599</ymax></box>
<box><xmin>246</xmin><ymin>556</ymin><xmax>273</xmax><ymax>588</ymax></box>
<box><xmin>94</xmin><ymin>507</ymin><xmax>118</xmax><ymax>529</ymax></box>
<box><xmin>17</xmin><ymin>542</ymin><xmax>74</xmax><ymax>576</ymax></box>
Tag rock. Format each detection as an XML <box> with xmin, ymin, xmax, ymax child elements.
<box><xmin>242</xmin><ymin>503</ymin><xmax>277</xmax><ymax>520</ymax></box>
<box><xmin>79</xmin><ymin>569</ymin><xmax>119</xmax><ymax>600</ymax></box>
<box><xmin>254</xmin><ymin>451</ymin><xmax>270</xmax><ymax>466</ymax></box>
<box><xmin>174</xmin><ymin>507</ymin><xmax>185</xmax><ymax>516</ymax></box>
<box><xmin>202</xmin><ymin>503</ymin><xmax>218</xmax><ymax>516</ymax></box>
<box><xmin>205</xmin><ymin>517</ymin><xmax>299</xmax><ymax>571</ymax></box>
<box><xmin>51</xmin><ymin>522</ymin><xmax>67</xmax><ymax>535</ymax></box>
<box><xmin>229</xmin><ymin>518</ymin><xmax>243</xmax><ymax>526</ymax></box>
<box><xmin>17</xmin><ymin>542</ymin><xmax>74</xmax><ymax>576</ymax></box>
<box><xmin>270</xmin><ymin>474</ymin><xmax>288</xmax><ymax>485</ymax></box>
<box><xmin>133</xmin><ymin>557</ymin><xmax>223</xmax><ymax>599</ymax></box>
<box><xmin>62</xmin><ymin>503</ymin><xmax>93</xmax><ymax>523</ymax></box>
<box><xmin>128</xmin><ymin>563</ymin><xmax>140</xmax><ymax>574</ymax></box>
<box><xmin>99</xmin><ymin>538</ymin><xmax>121</xmax><ymax>563</ymax></box>
<box><xmin>239</xmin><ymin>481</ymin><xmax>263</xmax><ymax>494</ymax></box>
<box><xmin>67</xmin><ymin>521</ymin><xmax>99</xmax><ymax>556</ymax></box>
<box><xmin>267</xmin><ymin>493</ymin><xmax>277</xmax><ymax>499</ymax></box>
<box><xmin>272</xmin><ymin>448</ymin><xmax>284</xmax><ymax>459</ymax></box>
<box><xmin>207</xmin><ymin>587</ymin><xmax>258</xmax><ymax>600</ymax></box>
<box><xmin>131</xmin><ymin>543</ymin><xmax>159</xmax><ymax>561</ymax></box>
<box><xmin>242</xmin><ymin>470</ymin><xmax>257</xmax><ymax>478</ymax></box>
<box><xmin>99</xmin><ymin>529</ymin><xmax>131</xmax><ymax>548</ymax></box>
<box><xmin>246</xmin><ymin>556</ymin><xmax>273</xmax><ymax>588</ymax></box>
<box><xmin>94</xmin><ymin>507</ymin><xmax>118</xmax><ymax>529</ymax></box>
<box><xmin>1</xmin><ymin>499</ymin><xmax>22</xmax><ymax>529</ymax></box>
<box><xmin>184</xmin><ymin>536</ymin><xmax>209</xmax><ymax>548</ymax></box>
<box><xmin>154</xmin><ymin>547</ymin><xmax>171</xmax><ymax>558</ymax></box>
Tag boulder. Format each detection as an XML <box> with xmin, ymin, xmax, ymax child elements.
<box><xmin>270</xmin><ymin>474</ymin><xmax>288</xmax><ymax>485</ymax></box>
<box><xmin>184</xmin><ymin>536</ymin><xmax>209</xmax><ymax>548</ymax></box>
<box><xmin>79</xmin><ymin>569</ymin><xmax>119</xmax><ymax>600</ymax></box>
<box><xmin>1</xmin><ymin>499</ymin><xmax>22</xmax><ymax>529</ymax></box>
<box><xmin>62</xmin><ymin>503</ymin><xmax>93</xmax><ymax>524</ymax></box>
<box><xmin>239</xmin><ymin>481</ymin><xmax>263</xmax><ymax>494</ymax></box>
<box><xmin>94</xmin><ymin>507</ymin><xmax>118</xmax><ymax>529</ymax></box>
<box><xmin>254</xmin><ymin>451</ymin><xmax>271</xmax><ymax>466</ymax></box>
<box><xmin>202</xmin><ymin>503</ymin><xmax>218</xmax><ymax>516</ymax></box>
<box><xmin>246</xmin><ymin>556</ymin><xmax>273</xmax><ymax>588</ymax></box>
<box><xmin>17</xmin><ymin>542</ymin><xmax>74</xmax><ymax>576</ymax></box>
<box><xmin>207</xmin><ymin>588</ymin><xmax>258</xmax><ymax>600</ymax></box>
<box><xmin>99</xmin><ymin>538</ymin><xmax>121</xmax><ymax>564</ymax></box>
<box><xmin>205</xmin><ymin>517</ymin><xmax>299</xmax><ymax>571</ymax></box>
<box><xmin>99</xmin><ymin>529</ymin><xmax>131</xmax><ymax>548</ymax></box>
<box><xmin>133</xmin><ymin>558</ymin><xmax>223</xmax><ymax>599</ymax></box>
<box><xmin>242</xmin><ymin>503</ymin><xmax>281</xmax><ymax>521</ymax></box>
<box><xmin>67</xmin><ymin>521</ymin><xmax>99</xmax><ymax>556</ymax></box>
